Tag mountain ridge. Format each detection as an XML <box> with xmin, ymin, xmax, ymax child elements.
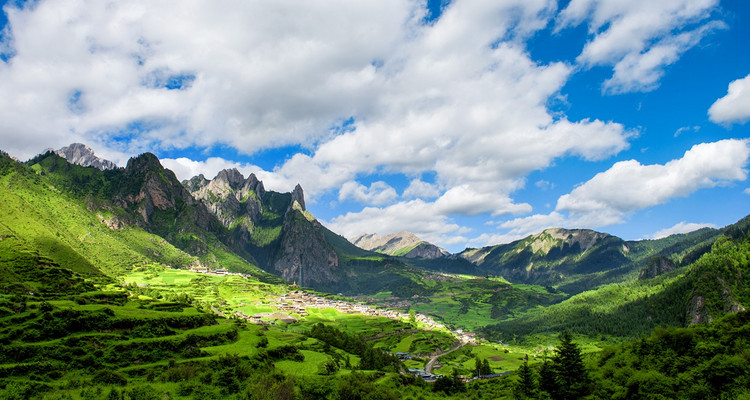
<box><xmin>351</xmin><ymin>231</ymin><xmax>450</xmax><ymax>259</ymax></box>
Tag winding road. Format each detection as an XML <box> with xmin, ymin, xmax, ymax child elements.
<box><xmin>425</xmin><ymin>343</ymin><xmax>465</xmax><ymax>374</ymax></box>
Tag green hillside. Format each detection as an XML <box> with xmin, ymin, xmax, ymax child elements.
<box><xmin>482</xmin><ymin>216</ymin><xmax>750</xmax><ymax>343</ymax></box>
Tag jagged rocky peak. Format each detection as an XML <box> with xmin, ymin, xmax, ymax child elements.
<box><xmin>214</xmin><ymin>168</ymin><xmax>245</xmax><ymax>190</ymax></box>
<box><xmin>183</xmin><ymin>174</ymin><xmax>209</xmax><ymax>192</ymax></box>
<box><xmin>55</xmin><ymin>143</ymin><xmax>117</xmax><ymax>170</ymax></box>
<box><xmin>117</xmin><ymin>152</ymin><xmax>211</xmax><ymax>228</ymax></box>
<box><xmin>292</xmin><ymin>184</ymin><xmax>305</xmax><ymax>211</ymax></box>
<box><xmin>193</xmin><ymin>168</ymin><xmax>267</xmax><ymax>202</ymax></box>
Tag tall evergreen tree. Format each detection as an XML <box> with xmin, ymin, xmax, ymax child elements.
<box><xmin>552</xmin><ymin>331</ymin><xmax>591</xmax><ymax>400</ymax></box>
<box><xmin>538</xmin><ymin>350</ymin><xmax>558</xmax><ymax>398</ymax></box>
<box><xmin>515</xmin><ymin>356</ymin><xmax>537</xmax><ymax>399</ymax></box>
<box><xmin>481</xmin><ymin>358</ymin><xmax>492</xmax><ymax>376</ymax></box>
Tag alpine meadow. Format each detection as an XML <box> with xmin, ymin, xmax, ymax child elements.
<box><xmin>1</xmin><ymin>0</ymin><xmax>750</xmax><ymax>399</ymax></box>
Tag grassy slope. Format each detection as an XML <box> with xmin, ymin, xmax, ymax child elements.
<box><xmin>1</xmin><ymin>155</ymin><xmax>199</xmax><ymax>278</ymax></box>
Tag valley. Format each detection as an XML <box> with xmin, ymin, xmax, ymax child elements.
<box><xmin>1</xmin><ymin>148</ymin><xmax>749</xmax><ymax>399</ymax></box>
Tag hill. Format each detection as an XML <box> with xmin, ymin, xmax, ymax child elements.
<box><xmin>480</xmin><ymin>215</ymin><xmax>750</xmax><ymax>342</ymax></box>
<box><xmin>457</xmin><ymin>226</ymin><xmax>723</xmax><ymax>294</ymax></box>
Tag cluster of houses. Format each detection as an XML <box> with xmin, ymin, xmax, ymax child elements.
<box><xmin>178</xmin><ymin>265</ymin><xmax>479</xmax><ymax>345</ymax></box>
<box><xmin>407</xmin><ymin>369</ymin><xmax>443</xmax><ymax>382</ymax></box>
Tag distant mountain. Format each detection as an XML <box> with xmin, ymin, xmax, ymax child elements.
<box><xmin>351</xmin><ymin>231</ymin><xmax>449</xmax><ymax>259</ymax></box>
<box><xmin>54</xmin><ymin>143</ymin><xmax>117</xmax><ymax>170</ymax></box>
<box><xmin>458</xmin><ymin>226</ymin><xmax>724</xmax><ymax>294</ymax></box>
<box><xmin>481</xmin><ymin>215</ymin><xmax>750</xmax><ymax>341</ymax></box>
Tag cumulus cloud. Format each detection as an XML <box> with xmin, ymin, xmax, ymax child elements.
<box><xmin>708</xmin><ymin>74</ymin><xmax>750</xmax><ymax>125</ymax></box>
<box><xmin>0</xmin><ymin>0</ymin><xmax>420</xmax><ymax>159</ymax></box>
<box><xmin>651</xmin><ymin>221</ymin><xmax>716</xmax><ymax>239</ymax></box>
<box><xmin>558</xmin><ymin>0</ymin><xmax>723</xmax><ymax>93</ymax></box>
<box><xmin>324</xmin><ymin>199</ymin><xmax>470</xmax><ymax>246</ymax></box>
<box><xmin>0</xmin><ymin>0</ymin><xmax>645</xmax><ymax>249</ymax></box>
<box><xmin>403</xmin><ymin>178</ymin><xmax>440</xmax><ymax>199</ymax></box>
<box><xmin>434</xmin><ymin>184</ymin><xmax>531</xmax><ymax>217</ymax></box>
<box><xmin>338</xmin><ymin>181</ymin><xmax>398</xmax><ymax>206</ymax></box>
<box><xmin>556</xmin><ymin>139</ymin><xmax>750</xmax><ymax>225</ymax></box>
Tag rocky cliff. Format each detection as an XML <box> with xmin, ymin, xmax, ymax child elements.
<box><xmin>185</xmin><ymin>168</ymin><xmax>265</xmax><ymax>241</ymax></box>
<box><xmin>185</xmin><ymin>169</ymin><xmax>339</xmax><ymax>287</ymax></box>
<box><xmin>639</xmin><ymin>256</ymin><xmax>676</xmax><ymax>280</ymax></box>
<box><xmin>115</xmin><ymin>153</ymin><xmax>213</xmax><ymax>231</ymax></box>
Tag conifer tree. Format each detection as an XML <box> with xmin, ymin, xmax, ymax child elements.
<box><xmin>538</xmin><ymin>350</ymin><xmax>558</xmax><ymax>399</ymax></box>
<box><xmin>514</xmin><ymin>356</ymin><xmax>537</xmax><ymax>399</ymax></box>
<box><xmin>481</xmin><ymin>358</ymin><xmax>492</xmax><ymax>376</ymax></box>
<box><xmin>552</xmin><ymin>331</ymin><xmax>591</xmax><ymax>400</ymax></box>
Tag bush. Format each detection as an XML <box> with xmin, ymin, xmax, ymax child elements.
<box><xmin>92</xmin><ymin>369</ymin><xmax>128</xmax><ymax>386</ymax></box>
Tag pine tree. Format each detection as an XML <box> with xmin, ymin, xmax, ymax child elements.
<box><xmin>514</xmin><ymin>356</ymin><xmax>537</xmax><ymax>399</ymax></box>
<box><xmin>481</xmin><ymin>358</ymin><xmax>492</xmax><ymax>376</ymax></box>
<box><xmin>538</xmin><ymin>350</ymin><xmax>558</xmax><ymax>399</ymax></box>
<box><xmin>552</xmin><ymin>331</ymin><xmax>591</xmax><ymax>400</ymax></box>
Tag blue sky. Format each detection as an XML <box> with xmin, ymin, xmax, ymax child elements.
<box><xmin>1</xmin><ymin>0</ymin><xmax>749</xmax><ymax>252</ymax></box>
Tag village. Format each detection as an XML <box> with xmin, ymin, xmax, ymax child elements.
<box><xmin>182</xmin><ymin>265</ymin><xmax>480</xmax><ymax>346</ymax></box>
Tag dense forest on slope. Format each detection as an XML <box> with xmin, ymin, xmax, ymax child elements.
<box><xmin>483</xmin><ymin>217</ymin><xmax>750</xmax><ymax>342</ymax></box>
<box><xmin>512</xmin><ymin>311</ymin><xmax>750</xmax><ymax>400</ymax></box>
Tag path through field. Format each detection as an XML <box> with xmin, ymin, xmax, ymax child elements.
<box><xmin>425</xmin><ymin>343</ymin><xmax>464</xmax><ymax>374</ymax></box>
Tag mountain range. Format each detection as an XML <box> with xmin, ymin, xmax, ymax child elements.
<box><xmin>3</xmin><ymin>144</ymin><xmax>748</xmax><ymax>318</ymax></box>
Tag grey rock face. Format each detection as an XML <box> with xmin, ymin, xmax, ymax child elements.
<box><xmin>56</xmin><ymin>143</ymin><xmax>117</xmax><ymax>170</ymax></box>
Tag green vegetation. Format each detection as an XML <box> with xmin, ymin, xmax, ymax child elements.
<box><xmin>2</xmin><ymin>150</ymin><xmax>749</xmax><ymax>398</ymax></box>
<box><xmin>483</xmin><ymin>227</ymin><xmax>750</xmax><ymax>344</ymax></box>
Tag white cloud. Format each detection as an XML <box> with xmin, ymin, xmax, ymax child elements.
<box><xmin>708</xmin><ymin>73</ymin><xmax>750</xmax><ymax>125</ymax></box>
<box><xmin>0</xmin><ymin>0</ymin><xmax>642</xmax><ymax>248</ymax></box>
<box><xmin>338</xmin><ymin>181</ymin><xmax>398</xmax><ymax>206</ymax></box>
<box><xmin>674</xmin><ymin>125</ymin><xmax>700</xmax><ymax>138</ymax></box>
<box><xmin>558</xmin><ymin>0</ymin><xmax>723</xmax><ymax>93</ymax></box>
<box><xmin>535</xmin><ymin>180</ymin><xmax>554</xmax><ymax>190</ymax></box>
<box><xmin>403</xmin><ymin>178</ymin><xmax>440</xmax><ymax>199</ymax></box>
<box><xmin>324</xmin><ymin>199</ymin><xmax>470</xmax><ymax>247</ymax></box>
<box><xmin>0</xmin><ymin>0</ymin><xmax>420</xmax><ymax>160</ymax></box>
<box><xmin>434</xmin><ymin>184</ymin><xmax>531</xmax><ymax>217</ymax></box>
<box><xmin>651</xmin><ymin>221</ymin><xmax>716</xmax><ymax>239</ymax></box>
<box><xmin>469</xmin><ymin>211</ymin><xmax>566</xmax><ymax>247</ymax></box>
<box><xmin>556</xmin><ymin>139</ymin><xmax>750</xmax><ymax>225</ymax></box>
<box><xmin>744</xmin><ymin>188</ymin><xmax>750</xmax><ymax>195</ymax></box>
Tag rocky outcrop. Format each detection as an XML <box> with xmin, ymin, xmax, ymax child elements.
<box><xmin>639</xmin><ymin>256</ymin><xmax>676</xmax><ymax>280</ymax></box>
<box><xmin>116</xmin><ymin>153</ymin><xmax>213</xmax><ymax>230</ymax></box>
<box><xmin>55</xmin><ymin>143</ymin><xmax>116</xmax><ymax>170</ymax></box>
<box><xmin>186</xmin><ymin>168</ymin><xmax>265</xmax><ymax>235</ymax></box>
<box><xmin>186</xmin><ymin>169</ymin><xmax>340</xmax><ymax>286</ymax></box>
<box><xmin>273</xmin><ymin>205</ymin><xmax>339</xmax><ymax>287</ymax></box>
<box><xmin>529</xmin><ymin>228</ymin><xmax>612</xmax><ymax>255</ymax></box>
<box><xmin>351</xmin><ymin>231</ymin><xmax>449</xmax><ymax>259</ymax></box>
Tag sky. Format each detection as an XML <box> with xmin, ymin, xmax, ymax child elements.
<box><xmin>1</xmin><ymin>0</ymin><xmax>749</xmax><ymax>253</ymax></box>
